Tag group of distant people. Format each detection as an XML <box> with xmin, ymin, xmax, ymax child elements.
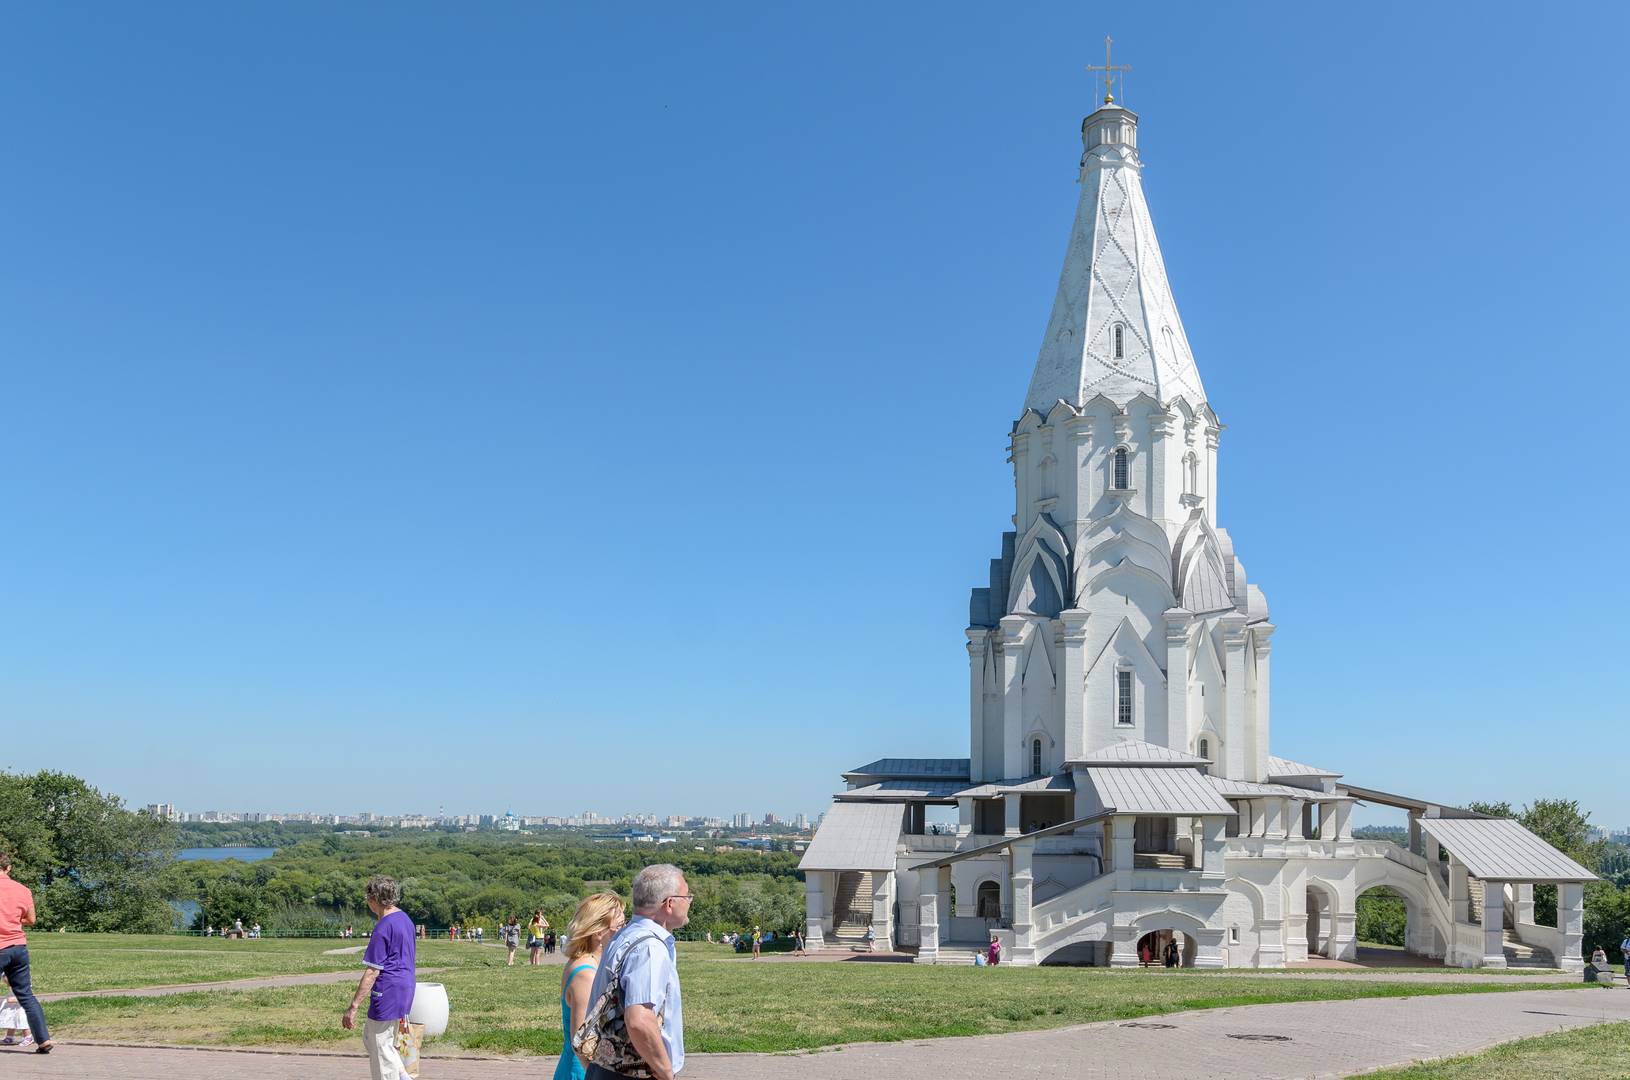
<box><xmin>709</xmin><ymin>927</ymin><xmax>807</xmax><ymax>957</ymax></box>
<box><xmin>347</xmin><ymin>864</ymin><xmax>691</xmax><ymax>1080</ymax></box>
<box><xmin>203</xmin><ymin>919</ymin><xmax>261</xmax><ymax>939</ymax></box>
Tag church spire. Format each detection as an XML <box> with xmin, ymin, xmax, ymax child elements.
<box><xmin>1023</xmin><ymin>64</ymin><xmax>1207</xmax><ymax>416</ymax></box>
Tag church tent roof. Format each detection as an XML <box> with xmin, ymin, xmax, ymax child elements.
<box><xmin>1025</xmin><ymin>102</ymin><xmax>1207</xmax><ymax>413</ymax></box>
<box><xmin>1082</xmin><ymin>766</ymin><xmax>1235</xmax><ymax>816</ymax></box>
<box><xmin>798</xmin><ymin>802</ymin><xmax>905</xmax><ymax>872</ymax></box>
<box><xmin>1417</xmin><ymin>817</ymin><xmax>1596</xmax><ymax>883</ymax></box>
<box><xmin>1069</xmin><ymin>739</ymin><xmax>1209</xmax><ymax>767</ymax></box>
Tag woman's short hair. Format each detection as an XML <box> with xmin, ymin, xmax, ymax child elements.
<box><xmin>365</xmin><ymin>875</ymin><xmax>400</xmax><ymax>908</ymax></box>
<box><xmin>566</xmin><ymin>892</ymin><xmax>625</xmax><ymax>961</ymax></box>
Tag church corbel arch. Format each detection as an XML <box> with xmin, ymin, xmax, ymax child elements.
<box><xmin>1009</xmin><ymin>514</ymin><xmax>1072</xmax><ymax>619</ymax></box>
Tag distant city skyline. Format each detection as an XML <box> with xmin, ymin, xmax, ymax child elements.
<box><xmin>147</xmin><ymin>802</ymin><xmax>818</xmax><ymax>831</ymax></box>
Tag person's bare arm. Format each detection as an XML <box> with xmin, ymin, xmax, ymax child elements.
<box><xmin>19</xmin><ymin>897</ymin><xmax>35</xmax><ymax>928</ymax></box>
<box><xmin>342</xmin><ymin>968</ymin><xmax>379</xmax><ymax>1030</ymax></box>
<box><xmin>623</xmin><ymin>1003</ymin><xmax>673</xmax><ymax>1080</ymax></box>
<box><xmin>565</xmin><ymin>966</ymin><xmax>595</xmax><ymax>1066</ymax></box>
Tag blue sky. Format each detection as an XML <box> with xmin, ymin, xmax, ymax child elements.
<box><xmin>2</xmin><ymin>3</ymin><xmax>1625</xmax><ymax>826</ymax></box>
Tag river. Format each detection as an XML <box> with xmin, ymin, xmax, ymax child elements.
<box><xmin>176</xmin><ymin>846</ymin><xmax>277</xmax><ymax>862</ymax></box>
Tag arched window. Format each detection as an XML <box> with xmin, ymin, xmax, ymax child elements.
<box><xmin>1198</xmin><ymin>737</ymin><xmax>1210</xmax><ymax>761</ymax></box>
<box><xmin>1031</xmin><ymin>738</ymin><xmax>1043</xmax><ymax>776</ymax></box>
<box><xmin>1116</xmin><ymin>670</ymin><xmax>1134</xmax><ymax>726</ymax></box>
<box><xmin>1184</xmin><ymin>453</ymin><xmax>1199</xmax><ymax>495</ymax></box>
<box><xmin>1113</xmin><ymin>324</ymin><xmax>1125</xmax><ymax>360</ymax></box>
<box><xmin>1113</xmin><ymin>447</ymin><xmax>1130</xmax><ymax>490</ymax></box>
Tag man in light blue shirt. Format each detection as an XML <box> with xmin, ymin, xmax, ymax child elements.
<box><xmin>586</xmin><ymin>863</ymin><xmax>691</xmax><ymax>1080</ymax></box>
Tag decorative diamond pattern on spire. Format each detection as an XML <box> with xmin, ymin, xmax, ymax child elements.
<box><xmin>1024</xmin><ymin>112</ymin><xmax>1206</xmax><ymax>414</ymax></box>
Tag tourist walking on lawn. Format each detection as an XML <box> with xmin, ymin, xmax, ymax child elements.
<box><xmin>341</xmin><ymin>875</ymin><xmax>416</xmax><ymax>1080</ymax></box>
<box><xmin>751</xmin><ymin>926</ymin><xmax>761</xmax><ymax>959</ymax></box>
<box><xmin>555</xmin><ymin>891</ymin><xmax>625</xmax><ymax>1080</ymax></box>
<box><xmin>529</xmin><ymin>909</ymin><xmax>549</xmax><ymax>965</ymax></box>
<box><xmin>503</xmin><ymin>916</ymin><xmax>522</xmax><ymax>966</ymax></box>
<box><xmin>581</xmin><ymin>864</ymin><xmax>690</xmax><ymax>1080</ymax></box>
<box><xmin>0</xmin><ymin>850</ymin><xmax>52</xmax><ymax>1054</ymax></box>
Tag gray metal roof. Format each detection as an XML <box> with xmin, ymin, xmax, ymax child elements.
<box><xmin>957</xmin><ymin>773</ymin><xmax>1076</xmax><ymax>797</ymax></box>
<box><xmin>835</xmin><ymin>780</ymin><xmax>965</xmax><ymax>801</ymax></box>
<box><xmin>798</xmin><ymin>802</ymin><xmax>904</xmax><ymax>872</ymax></box>
<box><xmin>1208</xmin><ymin>775</ymin><xmax>1339</xmax><ymax>799</ymax></box>
<box><xmin>842</xmin><ymin>757</ymin><xmax>970</xmax><ymax>781</ymax></box>
<box><xmin>1069</xmin><ymin>739</ymin><xmax>1209</xmax><ymax>767</ymax></box>
<box><xmin>1266</xmin><ymin>755</ymin><xmax>1341</xmax><ymax>779</ymax></box>
<box><xmin>1417</xmin><ymin>817</ymin><xmax>1597</xmax><ymax>883</ymax></box>
<box><xmin>1083</xmin><ymin>766</ymin><xmax>1236</xmax><ymax>816</ymax></box>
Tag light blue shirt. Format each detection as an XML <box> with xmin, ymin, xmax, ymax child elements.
<box><xmin>587</xmin><ymin>915</ymin><xmax>684</xmax><ymax>1074</ymax></box>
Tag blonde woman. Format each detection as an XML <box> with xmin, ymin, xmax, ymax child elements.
<box><xmin>555</xmin><ymin>892</ymin><xmax>625</xmax><ymax>1080</ymax></box>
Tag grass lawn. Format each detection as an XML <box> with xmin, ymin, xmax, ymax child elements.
<box><xmin>1355</xmin><ymin>1020</ymin><xmax>1630</xmax><ymax>1078</ymax></box>
<box><xmin>27</xmin><ymin>935</ymin><xmax>364</xmax><ymax>992</ymax></box>
<box><xmin>27</xmin><ymin>935</ymin><xmax>1592</xmax><ymax>1056</ymax></box>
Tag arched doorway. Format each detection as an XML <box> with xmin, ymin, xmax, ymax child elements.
<box><xmin>1306</xmin><ymin>882</ymin><xmax>1337</xmax><ymax>958</ymax></box>
<box><xmin>1355</xmin><ymin>885</ymin><xmax>1407</xmax><ymax>956</ymax></box>
<box><xmin>975</xmin><ymin>880</ymin><xmax>1001</xmax><ymax>920</ymax></box>
<box><xmin>1355</xmin><ymin>882</ymin><xmax>1432</xmax><ymax>964</ymax></box>
<box><xmin>1135</xmin><ymin>929</ymin><xmax>1197</xmax><ymax>969</ymax></box>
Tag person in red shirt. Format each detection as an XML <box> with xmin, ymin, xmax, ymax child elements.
<box><xmin>0</xmin><ymin>850</ymin><xmax>52</xmax><ymax>1053</ymax></box>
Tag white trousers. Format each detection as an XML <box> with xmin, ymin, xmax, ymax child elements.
<box><xmin>363</xmin><ymin>1017</ymin><xmax>407</xmax><ymax>1080</ymax></box>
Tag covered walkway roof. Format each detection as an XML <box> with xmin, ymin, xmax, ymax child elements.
<box><xmin>1417</xmin><ymin>817</ymin><xmax>1596</xmax><ymax>883</ymax></box>
<box><xmin>1083</xmin><ymin>766</ymin><xmax>1235</xmax><ymax>816</ymax></box>
<box><xmin>798</xmin><ymin>802</ymin><xmax>905</xmax><ymax>872</ymax></box>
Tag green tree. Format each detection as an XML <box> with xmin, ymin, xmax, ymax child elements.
<box><xmin>1516</xmin><ymin>799</ymin><xmax>1599</xmax><ymax>927</ymax></box>
<box><xmin>1356</xmin><ymin>888</ymin><xmax>1408</xmax><ymax>947</ymax></box>
<box><xmin>0</xmin><ymin>770</ymin><xmax>177</xmax><ymax>932</ymax></box>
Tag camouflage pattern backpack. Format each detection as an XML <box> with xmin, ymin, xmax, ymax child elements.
<box><xmin>571</xmin><ymin>929</ymin><xmax>666</xmax><ymax>1078</ymax></box>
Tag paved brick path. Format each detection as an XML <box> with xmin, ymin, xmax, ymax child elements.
<box><xmin>2</xmin><ymin>986</ymin><xmax>1626</xmax><ymax>1078</ymax></box>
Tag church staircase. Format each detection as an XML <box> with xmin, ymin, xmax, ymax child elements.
<box><xmin>829</xmin><ymin>872</ymin><xmax>875</xmax><ymax>944</ymax></box>
<box><xmin>1501</xmin><ymin>930</ymin><xmax>1556</xmax><ymax>969</ymax></box>
<box><xmin>919</xmin><ymin>944</ymin><xmax>984</xmax><ymax>965</ymax></box>
<box><xmin>1133</xmin><ymin>852</ymin><xmax>1188</xmax><ymax>870</ymax></box>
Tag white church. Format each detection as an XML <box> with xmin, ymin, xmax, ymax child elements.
<box><xmin>799</xmin><ymin>82</ymin><xmax>1593</xmax><ymax>970</ymax></box>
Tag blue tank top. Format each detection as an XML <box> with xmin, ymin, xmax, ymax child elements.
<box><xmin>553</xmin><ymin>962</ymin><xmax>597</xmax><ymax>1080</ymax></box>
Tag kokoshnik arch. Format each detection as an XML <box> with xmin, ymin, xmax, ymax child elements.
<box><xmin>798</xmin><ymin>75</ymin><xmax>1593</xmax><ymax>969</ymax></box>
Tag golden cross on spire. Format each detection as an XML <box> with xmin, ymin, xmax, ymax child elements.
<box><xmin>1085</xmin><ymin>35</ymin><xmax>1130</xmax><ymax>105</ymax></box>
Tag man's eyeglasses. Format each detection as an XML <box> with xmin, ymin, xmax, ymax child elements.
<box><xmin>666</xmin><ymin>894</ymin><xmax>695</xmax><ymax>902</ymax></box>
